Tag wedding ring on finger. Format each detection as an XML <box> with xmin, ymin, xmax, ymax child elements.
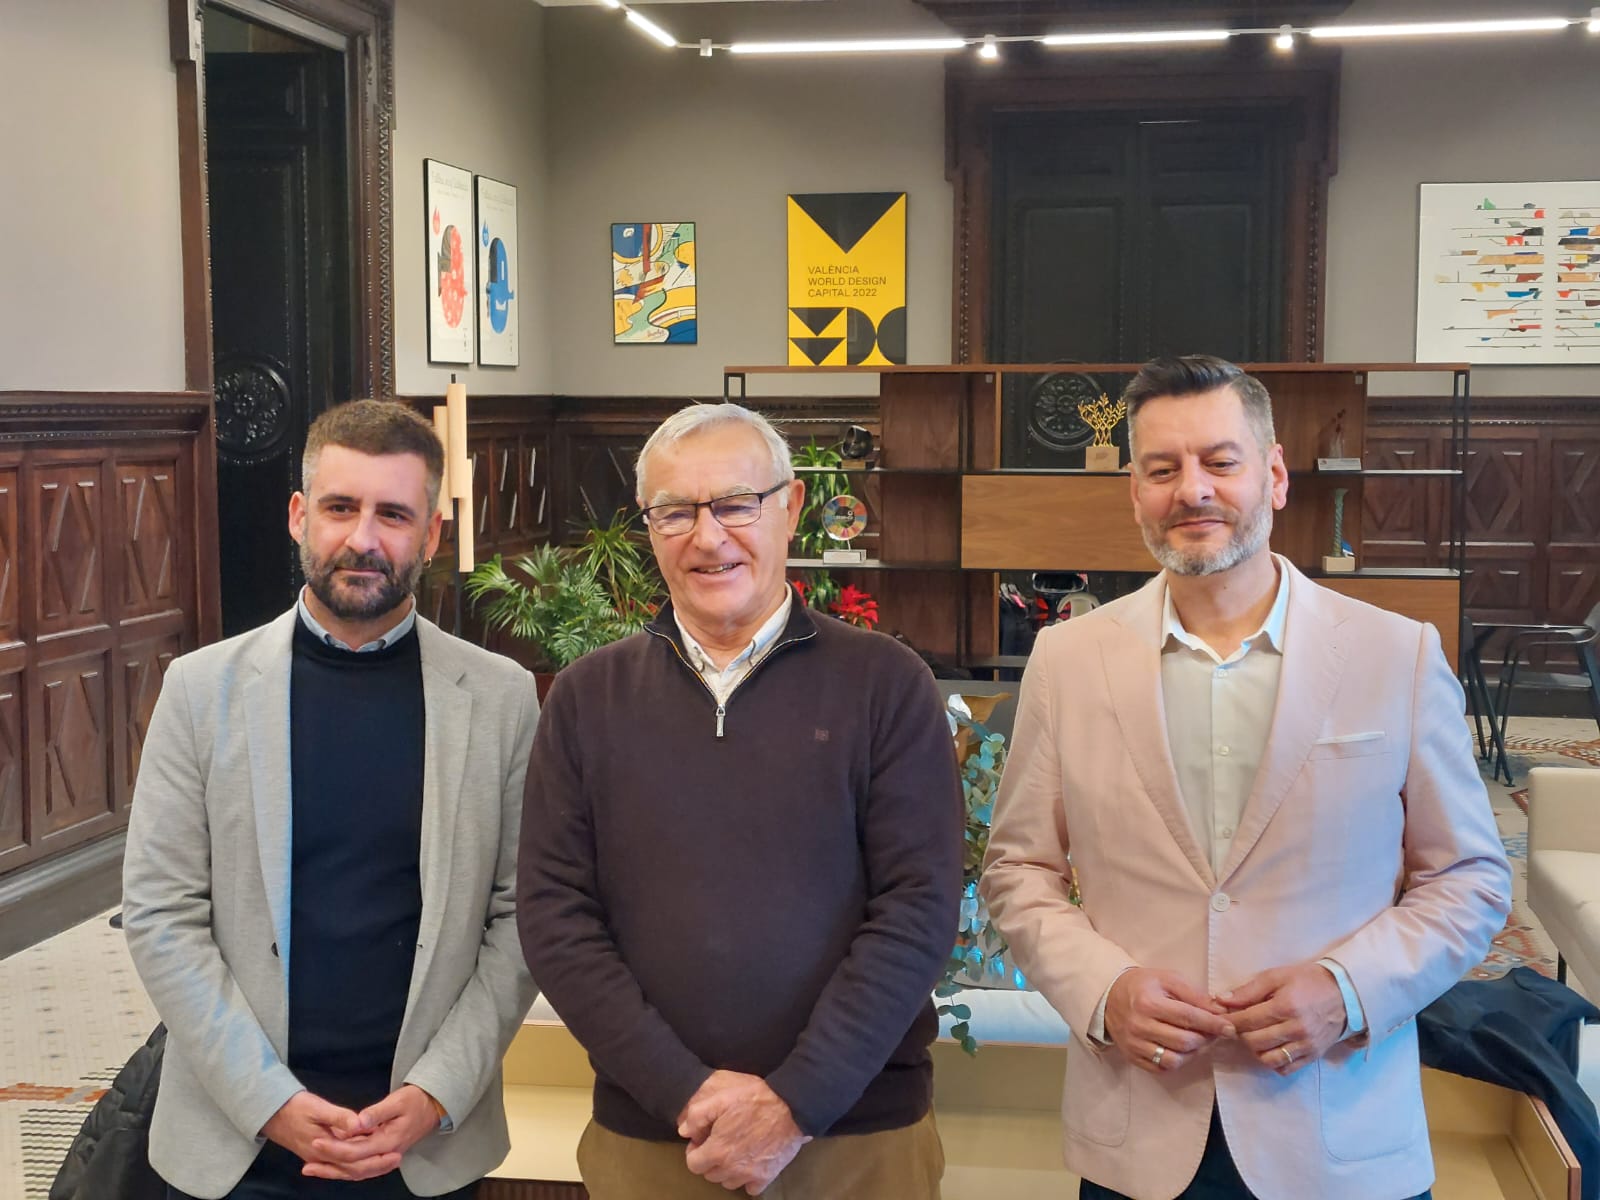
<box><xmin>1151</xmin><ymin>1046</ymin><xmax>1165</xmax><ymax>1067</ymax></box>
<box><xmin>1279</xmin><ymin>1046</ymin><xmax>1294</xmax><ymax>1069</ymax></box>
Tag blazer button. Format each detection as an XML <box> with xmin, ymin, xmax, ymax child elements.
<box><xmin>271</xmin><ymin>942</ymin><xmax>279</xmax><ymax>957</ymax></box>
<box><xmin>1210</xmin><ymin>893</ymin><xmax>1231</xmax><ymax>913</ymax></box>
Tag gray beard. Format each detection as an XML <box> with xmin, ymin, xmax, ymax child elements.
<box><xmin>1142</xmin><ymin>492</ymin><xmax>1273</xmax><ymax>577</ymax></box>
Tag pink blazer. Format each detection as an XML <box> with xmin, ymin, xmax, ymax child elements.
<box><xmin>981</xmin><ymin>565</ymin><xmax>1511</xmax><ymax>1200</ymax></box>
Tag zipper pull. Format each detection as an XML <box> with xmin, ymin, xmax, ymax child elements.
<box><xmin>716</xmin><ymin>704</ymin><xmax>726</xmax><ymax>739</ymax></box>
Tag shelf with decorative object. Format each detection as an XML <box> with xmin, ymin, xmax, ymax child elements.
<box><xmin>728</xmin><ymin>363</ymin><xmax>1471</xmax><ymax>668</ymax></box>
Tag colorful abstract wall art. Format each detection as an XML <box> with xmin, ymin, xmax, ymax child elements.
<box><xmin>1416</xmin><ymin>181</ymin><xmax>1600</xmax><ymax>364</ymax></box>
<box><xmin>475</xmin><ymin>175</ymin><xmax>518</xmax><ymax>367</ymax></box>
<box><xmin>612</xmin><ymin>223</ymin><xmax>697</xmax><ymax>345</ymax></box>
<box><xmin>786</xmin><ymin>193</ymin><xmax>907</xmax><ymax>366</ymax></box>
<box><xmin>425</xmin><ymin>159</ymin><xmax>475</xmax><ymax>365</ymax></box>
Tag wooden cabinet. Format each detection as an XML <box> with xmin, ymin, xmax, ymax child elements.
<box><xmin>727</xmin><ymin>363</ymin><xmax>1470</xmax><ymax>668</ymax></box>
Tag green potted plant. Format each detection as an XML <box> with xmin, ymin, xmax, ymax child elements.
<box><xmin>464</xmin><ymin>510</ymin><xmax>662</xmax><ymax>682</ymax></box>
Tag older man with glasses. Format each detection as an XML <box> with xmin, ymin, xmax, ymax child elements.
<box><xmin>517</xmin><ymin>402</ymin><xmax>962</xmax><ymax>1199</ymax></box>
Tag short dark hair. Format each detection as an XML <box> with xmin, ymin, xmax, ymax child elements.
<box><xmin>302</xmin><ymin>399</ymin><xmax>445</xmax><ymax>511</ymax></box>
<box><xmin>1121</xmin><ymin>355</ymin><xmax>1276</xmax><ymax>459</ymax></box>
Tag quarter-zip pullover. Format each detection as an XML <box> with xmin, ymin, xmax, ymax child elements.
<box><xmin>517</xmin><ymin>600</ymin><xmax>964</xmax><ymax>1141</ymax></box>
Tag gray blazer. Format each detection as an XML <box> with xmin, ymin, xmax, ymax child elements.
<box><xmin>123</xmin><ymin>609</ymin><xmax>540</xmax><ymax>1198</ymax></box>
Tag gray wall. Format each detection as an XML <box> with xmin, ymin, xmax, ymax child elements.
<box><xmin>0</xmin><ymin>0</ymin><xmax>186</xmax><ymax>392</ymax></box>
<box><xmin>1324</xmin><ymin>0</ymin><xmax>1600</xmax><ymax>396</ymax></box>
<box><xmin>394</xmin><ymin>0</ymin><xmax>552</xmax><ymax>396</ymax></box>
<box><xmin>543</xmin><ymin>0</ymin><xmax>954</xmax><ymax>399</ymax></box>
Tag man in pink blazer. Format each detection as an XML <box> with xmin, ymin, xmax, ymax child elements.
<box><xmin>980</xmin><ymin>356</ymin><xmax>1511</xmax><ymax>1200</ymax></box>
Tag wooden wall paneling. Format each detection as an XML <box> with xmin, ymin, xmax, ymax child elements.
<box><xmin>1548</xmin><ymin>436</ymin><xmax>1600</xmax><ymax>626</ymax></box>
<box><xmin>121</xmin><ymin>635</ymin><xmax>183</xmax><ymax>808</ymax></box>
<box><xmin>1362</xmin><ymin>429</ymin><xmax>1442</xmax><ymax>570</ymax></box>
<box><xmin>1462</xmin><ymin>429</ymin><xmax>1543</xmax><ymax>622</ymax></box>
<box><xmin>35</xmin><ymin>647</ymin><xmax>115</xmax><ymax>844</ymax></box>
<box><xmin>33</xmin><ymin>457</ymin><xmax>106</xmax><ymax>638</ymax></box>
<box><xmin>0</xmin><ymin>461</ymin><xmax>17</xmax><ymax>644</ymax></box>
<box><xmin>0</xmin><ymin>668</ymin><xmax>23</xmax><ymax>864</ymax></box>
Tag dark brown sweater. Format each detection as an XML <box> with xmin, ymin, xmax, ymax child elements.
<box><xmin>516</xmin><ymin>600</ymin><xmax>963</xmax><ymax>1140</ymax></box>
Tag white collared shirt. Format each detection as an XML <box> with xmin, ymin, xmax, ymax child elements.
<box><xmin>675</xmin><ymin>588</ymin><xmax>793</xmax><ymax>705</ymax></box>
<box><xmin>1160</xmin><ymin>555</ymin><xmax>1290</xmax><ymax>874</ymax></box>
<box><xmin>295</xmin><ymin>587</ymin><xmax>417</xmax><ymax>652</ymax></box>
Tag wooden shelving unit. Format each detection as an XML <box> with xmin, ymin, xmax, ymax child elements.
<box><xmin>726</xmin><ymin>363</ymin><xmax>1470</xmax><ymax>669</ymax></box>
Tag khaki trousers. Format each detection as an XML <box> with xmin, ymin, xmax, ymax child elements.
<box><xmin>576</xmin><ymin>1111</ymin><xmax>944</xmax><ymax>1200</ymax></box>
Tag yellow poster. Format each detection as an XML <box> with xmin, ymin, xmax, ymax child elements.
<box><xmin>786</xmin><ymin>193</ymin><xmax>907</xmax><ymax>366</ymax></box>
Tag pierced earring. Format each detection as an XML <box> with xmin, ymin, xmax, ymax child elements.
<box><xmin>424</xmin><ymin>556</ymin><xmax>433</xmax><ymax>568</ymax></box>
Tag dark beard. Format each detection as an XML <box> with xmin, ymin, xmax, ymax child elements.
<box><xmin>299</xmin><ymin>543</ymin><xmax>423</xmax><ymax>622</ymax></box>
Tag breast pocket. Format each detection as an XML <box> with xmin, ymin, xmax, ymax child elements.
<box><xmin>1063</xmin><ymin>1041</ymin><xmax>1131</xmax><ymax>1146</ymax></box>
<box><xmin>1307</xmin><ymin>732</ymin><xmax>1391</xmax><ymax>761</ymax></box>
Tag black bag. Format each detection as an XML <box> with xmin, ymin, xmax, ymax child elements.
<box><xmin>51</xmin><ymin>1024</ymin><xmax>167</xmax><ymax>1200</ymax></box>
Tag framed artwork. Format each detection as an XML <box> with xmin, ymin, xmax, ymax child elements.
<box><xmin>612</xmin><ymin>222</ymin><xmax>697</xmax><ymax>345</ymax></box>
<box><xmin>786</xmin><ymin>192</ymin><xmax>906</xmax><ymax>366</ymax></box>
<box><xmin>1416</xmin><ymin>180</ymin><xmax>1600</xmax><ymax>364</ymax></box>
<box><xmin>424</xmin><ymin>158</ymin><xmax>475</xmax><ymax>365</ymax></box>
<box><xmin>475</xmin><ymin>175</ymin><xmax>518</xmax><ymax>366</ymax></box>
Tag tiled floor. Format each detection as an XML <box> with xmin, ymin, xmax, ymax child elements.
<box><xmin>1</xmin><ymin>717</ymin><xmax>1595</xmax><ymax>1198</ymax></box>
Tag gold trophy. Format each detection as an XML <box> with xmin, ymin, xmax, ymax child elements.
<box><xmin>1079</xmin><ymin>393</ymin><xmax>1126</xmax><ymax>472</ymax></box>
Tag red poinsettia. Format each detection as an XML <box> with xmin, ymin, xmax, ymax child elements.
<box><xmin>829</xmin><ymin>584</ymin><xmax>880</xmax><ymax>630</ymax></box>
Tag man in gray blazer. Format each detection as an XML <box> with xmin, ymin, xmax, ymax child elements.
<box><xmin>124</xmin><ymin>400</ymin><xmax>539</xmax><ymax>1199</ymax></box>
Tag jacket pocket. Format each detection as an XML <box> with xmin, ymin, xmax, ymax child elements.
<box><xmin>1308</xmin><ymin>732</ymin><xmax>1390</xmax><ymax>760</ymax></box>
<box><xmin>1063</xmin><ymin>1041</ymin><xmax>1131</xmax><ymax>1146</ymax></box>
<box><xmin>1319</xmin><ymin>1022</ymin><xmax>1424</xmax><ymax>1160</ymax></box>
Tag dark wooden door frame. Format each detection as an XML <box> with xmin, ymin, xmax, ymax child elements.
<box><xmin>168</xmin><ymin>0</ymin><xmax>395</xmax><ymax>641</ymax></box>
<box><xmin>945</xmin><ymin>53</ymin><xmax>1340</xmax><ymax>365</ymax></box>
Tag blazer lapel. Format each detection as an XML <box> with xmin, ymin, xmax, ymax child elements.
<box><xmin>406</xmin><ymin>621</ymin><xmax>471</xmax><ymax>1015</ymax></box>
<box><xmin>245</xmin><ymin>611</ymin><xmax>298</xmax><ymax>978</ymax></box>
<box><xmin>1219</xmin><ymin>566</ymin><xmax>1349</xmax><ymax>882</ymax></box>
<box><xmin>1102</xmin><ymin>580</ymin><xmax>1217</xmax><ymax>891</ymax></box>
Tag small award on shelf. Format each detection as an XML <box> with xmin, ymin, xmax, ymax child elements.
<box><xmin>840</xmin><ymin>425</ymin><xmax>875</xmax><ymax>471</ymax></box>
<box><xmin>1316</xmin><ymin>409</ymin><xmax>1362</xmax><ymax>473</ymax></box>
<box><xmin>820</xmin><ymin>494</ymin><xmax>869</xmax><ymax>564</ymax></box>
<box><xmin>1322</xmin><ymin>487</ymin><xmax>1357</xmax><ymax>573</ymax></box>
<box><xmin>1078</xmin><ymin>393</ymin><xmax>1127</xmax><ymax>472</ymax></box>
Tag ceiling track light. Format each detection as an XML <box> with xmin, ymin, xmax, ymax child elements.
<box><xmin>1039</xmin><ymin>29</ymin><xmax>1232</xmax><ymax>48</ymax></box>
<box><xmin>624</xmin><ymin>8</ymin><xmax>677</xmax><ymax>49</ymax></box>
<box><xmin>1307</xmin><ymin>17</ymin><xmax>1572</xmax><ymax>40</ymax></box>
<box><xmin>728</xmin><ymin>37</ymin><xmax>966</xmax><ymax>56</ymax></box>
<box><xmin>1589</xmin><ymin>6</ymin><xmax>1600</xmax><ymax>32</ymax></box>
<box><xmin>979</xmin><ymin>33</ymin><xmax>1000</xmax><ymax>60</ymax></box>
<box><xmin>1274</xmin><ymin>24</ymin><xmax>1295</xmax><ymax>50</ymax></box>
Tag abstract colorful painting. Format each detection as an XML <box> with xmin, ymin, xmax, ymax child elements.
<box><xmin>425</xmin><ymin>159</ymin><xmax>475</xmax><ymax>365</ymax></box>
<box><xmin>1416</xmin><ymin>181</ymin><xmax>1600</xmax><ymax>364</ymax></box>
<box><xmin>475</xmin><ymin>175</ymin><xmax>518</xmax><ymax>367</ymax></box>
<box><xmin>612</xmin><ymin>222</ymin><xmax>697</xmax><ymax>345</ymax></box>
<box><xmin>786</xmin><ymin>193</ymin><xmax>906</xmax><ymax>366</ymax></box>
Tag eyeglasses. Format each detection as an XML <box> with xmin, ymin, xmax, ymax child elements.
<box><xmin>641</xmin><ymin>482</ymin><xmax>788</xmax><ymax>537</ymax></box>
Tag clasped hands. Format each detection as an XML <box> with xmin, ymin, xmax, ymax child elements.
<box><xmin>1105</xmin><ymin>962</ymin><xmax>1348</xmax><ymax>1078</ymax></box>
<box><xmin>676</xmin><ymin>1070</ymin><xmax>810</xmax><ymax>1195</ymax></box>
<box><xmin>261</xmin><ymin>1083</ymin><xmax>442</xmax><ymax>1182</ymax></box>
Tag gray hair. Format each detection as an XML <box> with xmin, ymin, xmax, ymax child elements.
<box><xmin>634</xmin><ymin>403</ymin><xmax>794</xmax><ymax>506</ymax></box>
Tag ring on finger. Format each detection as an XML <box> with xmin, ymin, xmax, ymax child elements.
<box><xmin>1279</xmin><ymin>1046</ymin><xmax>1294</xmax><ymax>1068</ymax></box>
<box><xmin>1151</xmin><ymin>1046</ymin><xmax>1165</xmax><ymax>1067</ymax></box>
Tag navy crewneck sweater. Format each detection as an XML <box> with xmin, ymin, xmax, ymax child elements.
<box><xmin>287</xmin><ymin>617</ymin><xmax>426</xmax><ymax>1109</ymax></box>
